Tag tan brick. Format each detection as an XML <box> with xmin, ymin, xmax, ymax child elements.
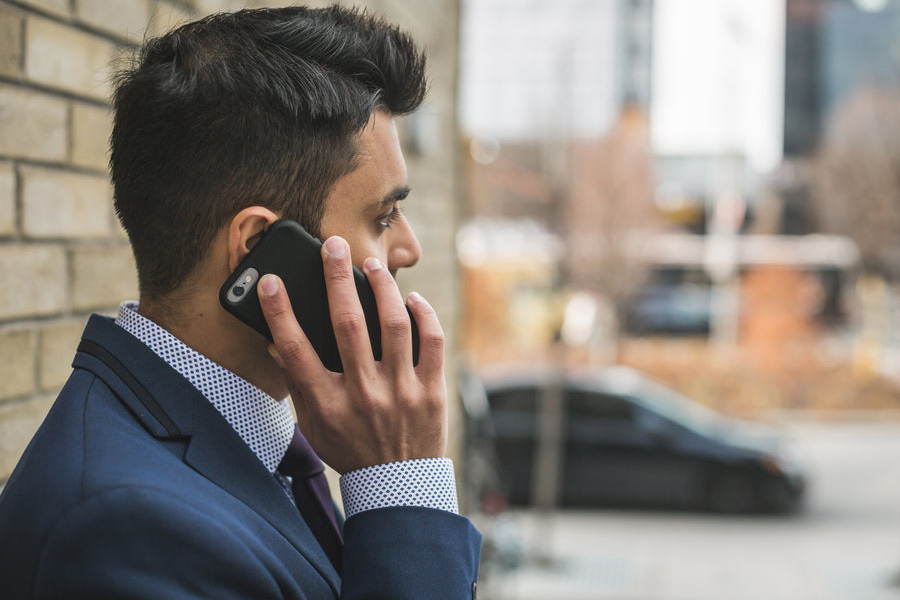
<box><xmin>247</xmin><ymin>0</ymin><xmax>295</xmax><ymax>7</ymax></box>
<box><xmin>0</xmin><ymin>245</ymin><xmax>67</xmax><ymax>320</ymax></box>
<box><xmin>39</xmin><ymin>318</ymin><xmax>87</xmax><ymax>390</ymax></box>
<box><xmin>148</xmin><ymin>1</ymin><xmax>194</xmax><ymax>38</ymax></box>
<box><xmin>71</xmin><ymin>103</ymin><xmax>112</xmax><ymax>171</ymax></box>
<box><xmin>25</xmin><ymin>17</ymin><xmax>116</xmax><ymax>101</ymax></box>
<box><xmin>0</xmin><ymin>163</ymin><xmax>15</xmax><ymax>236</ymax></box>
<box><xmin>0</xmin><ymin>395</ymin><xmax>55</xmax><ymax>481</ymax></box>
<box><xmin>16</xmin><ymin>0</ymin><xmax>70</xmax><ymax>18</ymax></box>
<box><xmin>22</xmin><ymin>168</ymin><xmax>112</xmax><ymax>239</ymax></box>
<box><xmin>113</xmin><ymin>214</ymin><xmax>130</xmax><ymax>241</ymax></box>
<box><xmin>0</xmin><ymin>86</ymin><xmax>67</xmax><ymax>161</ymax></box>
<box><xmin>71</xmin><ymin>245</ymin><xmax>138</xmax><ymax>310</ymax></box>
<box><xmin>0</xmin><ymin>6</ymin><xmax>23</xmax><ymax>78</ymax></box>
<box><xmin>194</xmin><ymin>0</ymin><xmax>251</xmax><ymax>16</ymax></box>
<box><xmin>77</xmin><ymin>0</ymin><xmax>151</xmax><ymax>43</ymax></box>
<box><xmin>0</xmin><ymin>329</ymin><xmax>37</xmax><ymax>401</ymax></box>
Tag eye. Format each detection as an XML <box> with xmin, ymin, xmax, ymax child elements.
<box><xmin>377</xmin><ymin>204</ymin><xmax>404</xmax><ymax>229</ymax></box>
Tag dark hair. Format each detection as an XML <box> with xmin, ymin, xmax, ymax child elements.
<box><xmin>110</xmin><ymin>5</ymin><xmax>427</xmax><ymax>299</ymax></box>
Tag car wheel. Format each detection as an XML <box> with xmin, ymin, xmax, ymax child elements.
<box><xmin>707</xmin><ymin>473</ymin><xmax>757</xmax><ymax>514</ymax></box>
<box><xmin>763</xmin><ymin>480</ymin><xmax>802</xmax><ymax>514</ymax></box>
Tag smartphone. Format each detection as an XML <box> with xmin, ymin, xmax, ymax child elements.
<box><xmin>219</xmin><ymin>219</ymin><xmax>419</xmax><ymax>373</ymax></box>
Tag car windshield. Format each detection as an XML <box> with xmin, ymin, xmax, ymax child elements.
<box><xmin>630</xmin><ymin>377</ymin><xmax>724</xmax><ymax>436</ymax></box>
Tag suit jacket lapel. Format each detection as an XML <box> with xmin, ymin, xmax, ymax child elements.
<box><xmin>74</xmin><ymin>315</ymin><xmax>341</xmax><ymax>594</ymax></box>
<box><xmin>182</xmin><ymin>394</ymin><xmax>340</xmax><ymax>592</ymax></box>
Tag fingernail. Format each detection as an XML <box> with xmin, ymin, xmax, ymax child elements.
<box><xmin>267</xmin><ymin>345</ymin><xmax>284</xmax><ymax>368</ymax></box>
<box><xmin>259</xmin><ymin>274</ymin><xmax>278</xmax><ymax>296</ymax></box>
<box><xmin>408</xmin><ymin>291</ymin><xmax>424</xmax><ymax>305</ymax></box>
<box><xmin>324</xmin><ymin>236</ymin><xmax>346</xmax><ymax>259</ymax></box>
<box><xmin>364</xmin><ymin>257</ymin><xmax>383</xmax><ymax>272</ymax></box>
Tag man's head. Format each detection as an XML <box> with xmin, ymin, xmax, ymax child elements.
<box><xmin>110</xmin><ymin>5</ymin><xmax>427</xmax><ymax>301</ymax></box>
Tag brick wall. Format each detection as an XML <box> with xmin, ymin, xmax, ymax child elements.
<box><xmin>0</xmin><ymin>0</ymin><xmax>463</xmax><ymax>486</ymax></box>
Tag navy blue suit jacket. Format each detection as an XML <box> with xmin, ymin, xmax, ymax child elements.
<box><xmin>0</xmin><ymin>315</ymin><xmax>481</xmax><ymax>599</ymax></box>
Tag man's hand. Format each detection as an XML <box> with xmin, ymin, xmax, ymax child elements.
<box><xmin>257</xmin><ymin>235</ymin><xmax>448</xmax><ymax>474</ymax></box>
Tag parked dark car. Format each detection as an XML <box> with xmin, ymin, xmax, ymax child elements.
<box><xmin>480</xmin><ymin>366</ymin><xmax>806</xmax><ymax>514</ymax></box>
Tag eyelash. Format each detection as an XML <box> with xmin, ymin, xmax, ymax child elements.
<box><xmin>378</xmin><ymin>205</ymin><xmax>404</xmax><ymax>229</ymax></box>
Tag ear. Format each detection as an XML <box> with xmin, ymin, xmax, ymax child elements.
<box><xmin>228</xmin><ymin>207</ymin><xmax>280</xmax><ymax>272</ymax></box>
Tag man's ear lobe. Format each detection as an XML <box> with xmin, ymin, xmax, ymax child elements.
<box><xmin>228</xmin><ymin>207</ymin><xmax>280</xmax><ymax>272</ymax></box>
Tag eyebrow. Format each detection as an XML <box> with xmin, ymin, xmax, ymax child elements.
<box><xmin>372</xmin><ymin>185</ymin><xmax>411</xmax><ymax>209</ymax></box>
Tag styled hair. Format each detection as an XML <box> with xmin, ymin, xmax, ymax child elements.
<box><xmin>110</xmin><ymin>5</ymin><xmax>427</xmax><ymax>299</ymax></box>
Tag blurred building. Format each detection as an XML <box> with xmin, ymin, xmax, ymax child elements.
<box><xmin>619</xmin><ymin>0</ymin><xmax>655</xmax><ymax>109</ymax></box>
<box><xmin>459</xmin><ymin>0</ymin><xmax>657</xmax><ymax>320</ymax></box>
<box><xmin>780</xmin><ymin>0</ymin><xmax>900</xmax><ymax>277</ymax></box>
<box><xmin>651</xmin><ymin>0</ymin><xmax>784</xmax><ymax>177</ymax></box>
<box><xmin>654</xmin><ymin>153</ymin><xmax>757</xmax><ymax>234</ymax></box>
<box><xmin>460</xmin><ymin>0</ymin><xmax>871</xmax><ymax>359</ymax></box>
<box><xmin>460</xmin><ymin>0</ymin><xmax>656</xmax><ymax>219</ymax></box>
<box><xmin>784</xmin><ymin>0</ymin><xmax>900</xmax><ymax>157</ymax></box>
<box><xmin>461</xmin><ymin>0</ymin><xmax>653</xmax><ymax>142</ymax></box>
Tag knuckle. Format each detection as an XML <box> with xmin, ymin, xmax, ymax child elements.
<box><xmin>391</xmin><ymin>381</ymin><xmax>416</xmax><ymax>408</ymax></box>
<box><xmin>356</xmin><ymin>389</ymin><xmax>387</xmax><ymax>419</ymax></box>
<box><xmin>395</xmin><ymin>377</ymin><xmax>438</xmax><ymax>413</ymax></box>
<box><xmin>421</xmin><ymin>373</ymin><xmax>446</xmax><ymax>402</ymax></box>
<box><xmin>383</xmin><ymin>312</ymin><xmax>411</xmax><ymax>337</ymax></box>
<box><xmin>278</xmin><ymin>338</ymin><xmax>307</xmax><ymax>364</ymax></box>
<box><xmin>333</xmin><ymin>311</ymin><xmax>366</xmax><ymax>337</ymax></box>
<box><xmin>424</xmin><ymin>380</ymin><xmax>446</xmax><ymax>405</ymax></box>
<box><xmin>423</xmin><ymin>330</ymin><xmax>445</xmax><ymax>349</ymax></box>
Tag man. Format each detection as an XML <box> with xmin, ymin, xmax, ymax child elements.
<box><xmin>0</xmin><ymin>5</ymin><xmax>481</xmax><ymax>599</ymax></box>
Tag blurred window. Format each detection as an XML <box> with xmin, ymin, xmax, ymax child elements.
<box><xmin>566</xmin><ymin>389</ymin><xmax>640</xmax><ymax>445</ymax></box>
<box><xmin>567</xmin><ymin>389</ymin><xmax>635</xmax><ymax>421</ymax></box>
<box><xmin>488</xmin><ymin>386</ymin><xmax>538</xmax><ymax>439</ymax></box>
<box><xmin>488</xmin><ymin>386</ymin><xmax>537</xmax><ymax>412</ymax></box>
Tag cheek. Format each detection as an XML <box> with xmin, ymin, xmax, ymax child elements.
<box><xmin>319</xmin><ymin>204</ymin><xmax>390</xmax><ymax>267</ymax></box>
<box><xmin>364</xmin><ymin>238</ymin><xmax>390</xmax><ymax>266</ymax></box>
<box><xmin>346</xmin><ymin>229</ymin><xmax>390</xmax><ymax>269</ymax></box>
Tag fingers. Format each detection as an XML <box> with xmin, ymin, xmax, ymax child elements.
<box><xmin>321</xmin><ymin>236</ymin><xmax>443</xmax><ymax>384</ymax></box>
<box><xmin>362</xmin><ymin>256</ymin><xmax>413</xmax><ymax>373</ymax></box>
<box><xmin>321</xmin><ymin>237</ymin><xmax>374</xmax><ymax>375</ymax></box>
<box><xmin>406</xmin><ymin>291</ymin><xmax>444</xmax><ymax>380</ymax></box>
<box><xmin>257</xmin><ymin>273</ymin><xmax>326</xmax><ymax>388</ymax></box>
<box><xmin>257</xmin><ymin>239</ymin><xmax>448</xmax><ymax>474</ymax></box>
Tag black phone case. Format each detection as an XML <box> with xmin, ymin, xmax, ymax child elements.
<box><xmin>219</xmin><ymin>219</ymin><xmax>419</xmax><ymax>372</ymax></box>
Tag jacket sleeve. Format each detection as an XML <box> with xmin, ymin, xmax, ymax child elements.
<box><xmin>341</xmin><ymin>506</ymin><xmax>482</xmax><ymax>600</ymax></box>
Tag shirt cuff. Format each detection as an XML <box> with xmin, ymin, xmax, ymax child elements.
<box><xmin>339</xmin><ymin>457</ymin><xmax>460</xmax><ymax>518</ymax></box>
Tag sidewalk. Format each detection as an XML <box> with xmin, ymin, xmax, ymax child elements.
<box><xmin>474</xmin><ymin>422</ymin><xmax>900</xmax><ymax>600</ymax></box>
<box><xmin>478</xmin><ymin>510</ymin><xmax>900</xmax><ymax>600</ymax></box>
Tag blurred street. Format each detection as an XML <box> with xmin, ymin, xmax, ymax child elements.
<box><xmin>479</xmin><ymin>419</ymin><xmax>900</xmax><ymax>600</ymax></box>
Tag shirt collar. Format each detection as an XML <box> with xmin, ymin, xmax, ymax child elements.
<box><xmin>115</xmin><ymin>301</ymin><xmax>295</xmax><ymax>473</ymax></box>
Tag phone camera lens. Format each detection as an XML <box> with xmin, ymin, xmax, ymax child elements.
<box><xmin>232</xmin><ymin>285</ymin><xmax>245</xmax><ymax>297</ymax></box>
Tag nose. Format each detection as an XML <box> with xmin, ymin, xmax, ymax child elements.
<box><xmin>387</xmin><ymin>219</ymin><xmax>422</xmax><ymax>273</ymax></box>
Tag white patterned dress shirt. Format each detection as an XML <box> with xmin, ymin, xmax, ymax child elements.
<box><xmin>115</xmin><ymin>302</ymin><xmax>459</xmax><ymax>517</ymax></box>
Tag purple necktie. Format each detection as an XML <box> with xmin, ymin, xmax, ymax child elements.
<box><xmin>278</xmin><ymin>425</ymin><xmax>343</xmax><ymax>573</ymax></box>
